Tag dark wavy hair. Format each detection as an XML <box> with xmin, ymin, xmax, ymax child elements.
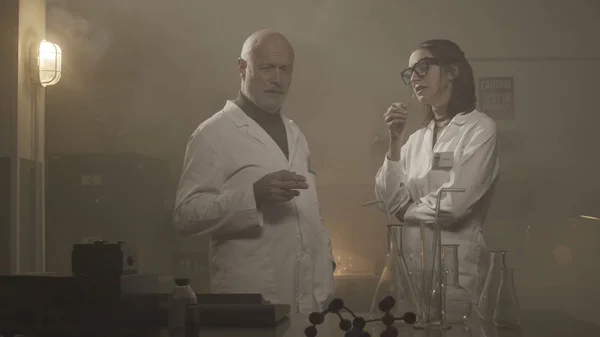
<box><xmin>416</xmin><ymin>39</ymin><xmax>477</xmax><ymax>125</ymax></box>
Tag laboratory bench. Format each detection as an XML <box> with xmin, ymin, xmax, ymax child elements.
<box><xmin>148</xmin><ymin>309</ymin><xmax>600</xmax><ymax>337</ymax></box>
<box><xmin>2</xmin><ymin>273</ymin><xmax>599</xmax><ymax>337</ymax></box>
<box><xmin>1</xmin><ymin>298</ymin><xmax>600</xmax><ymax>337</ymax></box>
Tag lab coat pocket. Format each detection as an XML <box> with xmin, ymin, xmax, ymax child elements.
<box><xmin>428</xmin><ymin>169</ymin><xmax>451</xmax><ymax>190</ymax></box>
<box><xmin>210</xmin><ymin>241</ymin><xmax>277</xmax><ymax>297</ymax></box>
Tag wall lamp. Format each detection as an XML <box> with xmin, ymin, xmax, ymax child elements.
<box><xmin>36</xmin><ymin>39</ymin><xmax>62</xmax><ymax>87</ymax></box>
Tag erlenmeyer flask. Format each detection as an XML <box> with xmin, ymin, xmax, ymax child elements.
<box><xmin>477</xmin><ymin>250</ymin><xmax>508</xmax><ymax>321</ymax></box>
<box><xmin>371</xmin><ymin>224</ymin><xmax>419</xmax><ymax>316</ymax></box>
<box><xmin>493</xmin><ymin>268</ymin><xmax>520</xmax><ymax>328</ymax></box>
<box><xmin>442</xmin><ymin>244</ymin><xmax>472</xmax><ymax>324</ymax></box>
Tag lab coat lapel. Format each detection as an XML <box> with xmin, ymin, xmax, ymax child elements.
<box><xmin>245</xmin><ymin>119</ymin><xmax>272</xmax><ymax>148</ymax></box>
<box><xmin>424</xmin><ymin>122</ymin><xmax>435</xmax><ymax>152</ymax></box>
<box><xmin>225</xmin><ymin>101</ymin><xmax>290</xmax><ymax>166</ymax></box>
<box><xmin>225</xmin><ymin>101</ymin><xmax>271</xmax><ymax>146</ymax></box>
<box><xmin>283</xmin><ymin>117</ymin><xmax>299</xmax><ymax>164</ymax></box>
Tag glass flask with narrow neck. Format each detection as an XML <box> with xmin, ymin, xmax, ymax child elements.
<box><xmin>477</xmin><ymin>250</ymin><xmax>508</xmax><ymax>321</ymax></box>
<box><xmin>442</xmin><ymin>244</ymin><xmax>472</xmax><ymax>324</ymax></box>
<box><xmin>493</xmin><ymin>267</ymin><xmax>520</xmax><ymax>328</ymax></box>
<box><xmin>370</xmin><ymin>224</ymin><xmax>419</xmax><ymax>317</ymax></box>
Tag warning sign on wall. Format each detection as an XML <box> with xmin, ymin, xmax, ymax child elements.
<box><xmin>478</xmin><ymin>77</ymin><xmax>515</xmax><ymax>120</ymax></box>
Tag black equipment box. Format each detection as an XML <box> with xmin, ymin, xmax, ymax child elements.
<box><xmin>71</xmin><ymin>241</ymin><xmax>137</xmax><ymax>276</ymax></box>
<box><xmin>0</xmin><ymin>273</ymin><xmax>160</xmax><ymax>337</ymax></box>
<box><xmin>0</xmin><ymin>273</ymin><xmax>159</xmax><ymax>307</ymax></box>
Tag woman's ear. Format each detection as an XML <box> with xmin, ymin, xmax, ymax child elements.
<box><xmin>448</xmin><ymin>64</ymin><xmax>459</xmax><ymax>81</ymax></box>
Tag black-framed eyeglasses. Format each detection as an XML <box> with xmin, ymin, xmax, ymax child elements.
<box><xmin>400</xmin><ymin>57</ymin><xmax>440</xmax><ymax>85</ymax></box>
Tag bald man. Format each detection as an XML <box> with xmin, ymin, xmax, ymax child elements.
<box><xmin>173</xmin><ymin>29</ymin><xmax>335</xmax><ymax>313</ymax></box>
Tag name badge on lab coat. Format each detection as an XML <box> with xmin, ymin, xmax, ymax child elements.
<box><xmin>432</xmin><ymin>152</ymin><xmax>453</xmax><ymax>170</ymax></box>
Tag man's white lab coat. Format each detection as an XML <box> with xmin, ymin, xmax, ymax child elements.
<box><xmin>375</xmin><ymin>110</ymin><xmax>500</xmax><ymax>301</ymax></box>
<box><xmin>173</xmin><ymin>101</ymin><xmax>335</xmax><ymax>313</ymax></box>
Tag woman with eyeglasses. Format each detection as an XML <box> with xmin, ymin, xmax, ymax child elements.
<box><xmin>374</xmin><ymin>39</ymin><xmax>500</xmax><ymax>303</ymax></box>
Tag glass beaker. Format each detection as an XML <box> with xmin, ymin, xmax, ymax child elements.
<box><xmin>477</xmin><ymin>250</ymin><xmax>508</xmax><ymax>321</ymax></box>
<box><xmin>371</xmin><ymin>224</ymin><xmax>419</xmax><ymax>316</ymax></box>
<box><xmin>411</xmin><ymin>222</ymin><xmax>449</xmax><ymax>330</ymax></box>
<box><xmin>168</xmin><ymin>278</ymin><xmax>198</xmax><ymax>337</ymax></box>
<box><xmin>493</xmin><ymin>268</ymin><xmax>520</xmax><ymax>328</ymax></box>
<box><xmin>442</xmin><ymin>244</ymin><xmax>472</xmax><ymax>324</ymax></box>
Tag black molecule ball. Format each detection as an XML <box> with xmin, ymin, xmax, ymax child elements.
<box><xmin>339</xmin><ymin>319</ymin><xmax>352</xmax><ymax>331</ymax></box>
<box><xmin>353</xmin><ymin>317</ymin><xmax>366</xmax><ymax>330</ymax></box>
<box><xmin>309</xmin><ymin>312</ymin><xmax>324</xmax><ymax>325</ymax></box>
<box><xmin>345</xmin><ymin>330</ymin><xmax>365</xmax><ymax>337</ymax></box>
<box><xmin>380</xmin><ymin>326</ymin><xmax>398</xmax><ymax>337</ymax></box>
<box><xmin>304</xmin><ymin>325</ymin><xmax>317</xmax><ymax>337</ymax></box>
<box><xmin>328</xmin><ymin>298</ymin><xmax>345</xmax><ymax>312</ymax></box>
<box><xmin>378</xmin><ymin>296</ymin><xmax>395</xmax><ymax>312</ymax></box>
<box><xmin>382</xmin><ymin>313</ymin><xmax>395</xmax><ymax>326</ymax></box>
<box><xmin>403</xmin><ymin>312</ymin><xmax>417</xmax><ymax>324</ymax></box>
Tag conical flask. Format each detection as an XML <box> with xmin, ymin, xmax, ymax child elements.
<box><xmin>370</xmin><ymin>224</ymin><xmax>419</xmax><ymax>316</ymax></box>
<box><xmin>477</xmin><ymin>250</ymin><xmax>508</xmax><ymax>321</ymax></box>
<box><xmin>492</xmin><ymin>267</ymin><xmax>520</xmax><ymax>328</ymax></box>
<box><xmin>441</xmin><ymin>244</ymin><xmax>472</xmax><ymax>324</ymax></box>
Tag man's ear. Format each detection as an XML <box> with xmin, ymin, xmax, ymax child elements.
<box><xmin>238</xmin><ymin>58</ymin><xmax>247</xmax><ymax>79</ymax></box>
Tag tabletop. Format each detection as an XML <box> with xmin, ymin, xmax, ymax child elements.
<box><xmin>157</xmin><ymin>310</ymin><xmax>600</xmax><ymax>337</ymax></box>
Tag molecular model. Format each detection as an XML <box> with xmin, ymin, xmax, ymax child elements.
<box><xmin>304</xmin><ymin>296</ymin><xmax>417</xmax><ymax>337</ymax></box>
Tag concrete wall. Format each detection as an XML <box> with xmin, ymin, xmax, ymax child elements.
<box><xmin>0</xmin><ymin>0</ymin><xmax>47</xmax><ymax>274</ymax></box>
<box><xmin>0</xmin><ymin>0</ymin><xmax>20</xmax><ymax>276</ymax></box>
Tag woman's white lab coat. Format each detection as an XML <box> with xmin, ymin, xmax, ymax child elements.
<box><xmin>375</xmin><ymin>109</ymin><xmax>499</xmax><ymax>301</ymax></box>
<box><xmin>173</xmin><ymin>101</ymin><xmax>335</xmax><ymax>313</ymax></box>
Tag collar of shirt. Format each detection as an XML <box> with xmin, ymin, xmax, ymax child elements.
<box><xmin>233</xmin><ymin>91</ymin><xmax>282</xmax><ymax>125</ymax></box>
<box><xmin>426</xmin><ymin>110</ymin><xmax>473</xmax><ymax>130</ymax></box>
